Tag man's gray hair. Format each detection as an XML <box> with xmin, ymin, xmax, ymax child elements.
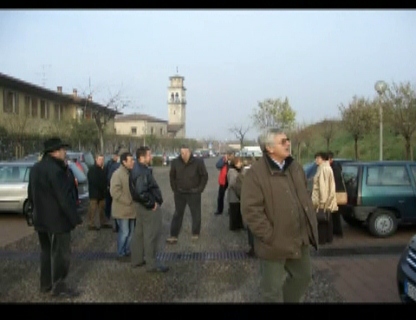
<box><xmin>257</xmin><ymin>127</ymin><xmax>285</xmax><ymax>152</ymax></box>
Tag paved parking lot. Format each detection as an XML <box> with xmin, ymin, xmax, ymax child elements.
<box><xmin>0</xmin><ymin>157</ymin><xmax>414</xmax><ymax>303</ymax></box>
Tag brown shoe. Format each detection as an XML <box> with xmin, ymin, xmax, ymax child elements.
<box><xmin>88</xmin><ymin>226</ymin><xmax>98</xmax><ymax>231</ymax></box>
<box><xmin>100</xmin><ymin>223</ymin><xmax>113</xmax><ymax>229</ymax></box>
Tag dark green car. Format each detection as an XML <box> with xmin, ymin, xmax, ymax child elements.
<box><xmin>341</xmin><ymin>161</ymin><xmax>416</xmax><ymax>238</ymax></box>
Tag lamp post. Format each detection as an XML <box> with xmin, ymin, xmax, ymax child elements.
<box><xmin>374</xmin><ymin>80</ymin><xmax>387</xmax><ymax>161</ymax></box>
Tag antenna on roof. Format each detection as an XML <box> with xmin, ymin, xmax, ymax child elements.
<box><xmin>35</xmin><ymin>64</ymin><xmax>51</xmax><ymax>87</ymax></box>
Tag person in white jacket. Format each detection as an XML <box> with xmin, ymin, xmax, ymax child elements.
<box><xmin>311</xmin><ymin>151</ymin><xmax>338</xmax><ymax>245</ymax></box>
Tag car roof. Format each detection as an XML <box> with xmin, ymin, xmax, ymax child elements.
<box><xmin>343</xmin><ymin>160</ymin><xmax>416</xmax><ymax>166</ymax></box>
<box><xmin>0</xmin><ymin>161</ymin><xmax>35</xmax><ymax>166</ymax></box>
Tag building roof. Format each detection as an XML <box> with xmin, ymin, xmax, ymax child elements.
<box><xmin>114</xmin><ymin>113</ymin><xmax>168</xmax><ymax>123</ymax></box>
<box><xmin>0</xmin><ymin>72</ymin><xmax>121</xmax><ymax>116</ymax></box>
<box><xmin>167</xmin><ymin>124</ymin><xmax>184</xmax><ymax>133</ymax></box>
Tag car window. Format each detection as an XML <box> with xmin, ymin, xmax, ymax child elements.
<box><xmin>411</xmin><ymin>166</ymin><xmax>416</xmax><ymax>183</ymax></box>
<box><xmin>0</xmin><ymin>165</ymin><xmax>29</xmax><ymax>183</ymax></box>
<box><xmin>367</xmin><ymin>165</ymin><xmax>410</xmax><ymax>186</ymax></box>
<box><xmin>23</xmin><ymin>167</ymin><xmax>31</xmax><ymax>182</ymax></box>
<box><xmin>83</xmin><ymin>152</ymin><xmax>95</xmax><ymax>167</ymax></box>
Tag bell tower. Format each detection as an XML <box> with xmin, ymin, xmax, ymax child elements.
<box><xmin>167</xmin><ymin>71</ymin><xmax>186</xmax><ymax>138</ymax></box>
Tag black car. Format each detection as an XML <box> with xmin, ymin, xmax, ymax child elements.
<box><xmin>397</xmin><ymin>234</ymin><xmax>416</xmax><ymax>303</ymax></box>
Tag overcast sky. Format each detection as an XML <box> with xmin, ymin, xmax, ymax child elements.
<box><xmin>1</xmin><ymin>10</ymin><xmax>415</xmax><ymax>141</ymax></box>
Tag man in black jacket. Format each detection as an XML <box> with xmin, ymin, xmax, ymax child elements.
<box><xmin>166</xmin><ymin>145</ymin><xmax>209</xmax><ymax>244</ymax></box>
<box><xmin>28</xmin><ymin>137</ymin><xmax>82</xmax><ymax>298</ymax></box>
<box><xmin>87</xmin><ymin>153</ymin><xmax>111</xmax><ymax>230</ymax></box>
<box><xmin>104</xmin><ymin>148</ymin><xmax>121</xmax><ymax>232</ymax></box>
<box><xmin>129</xmin><ymin>146</ymin><xmax>168</xmax><ymax>272</ymax></box>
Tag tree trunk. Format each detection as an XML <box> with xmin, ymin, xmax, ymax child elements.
<box><xmin>354</xmin><ymin>138</ymin><xmax>359</xmax><ymax>160</ymax></box>
<box><xmin>297</xmin><ymin>143</ymin><xmax>301</xmax><ymax>163</ymax></box>
<box><xmin>326</xmin><ymin>138</ymin><xmax>330</xmax><ymax>151</ymax></box>
<box><xmin>405</xmin><ymin>138</ymin><xmax>411</xmax><ymax>160</ymax></box>
<box><xmin>99</xmin><ymin>129</ymin><xmax>104</xmax><ymax>154</ymax></box>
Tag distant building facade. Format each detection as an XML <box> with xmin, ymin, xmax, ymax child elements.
<box><xmin>115</xmin><ymin>73</ymin><xmax>186</xmax><ymax>139</ymax></box>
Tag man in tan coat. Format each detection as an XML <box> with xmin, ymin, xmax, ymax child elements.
<box><xmin>241</xmin><ymin>128</ymin><xmax>319</xmax><ymax>303</ymax></box>
<box><xmin>110</xmin><ymin>150</ymin><xmax>136</xmax><ymax>262</ymax></box>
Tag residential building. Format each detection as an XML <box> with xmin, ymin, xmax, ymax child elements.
<box><xmin>0</xmin><ymin>72</ymin><xmax>119</xmax><ymax>137</ymax></box>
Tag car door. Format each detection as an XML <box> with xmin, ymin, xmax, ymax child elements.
<box><xmin>406</xmin><ymin>164</ymin><xmax>416</xmax><ymax>222</ymax></box>
<box><xmin>0</xmin><ymin>164</ymin><xmax>30</xmax><ymax>213</ymax></box>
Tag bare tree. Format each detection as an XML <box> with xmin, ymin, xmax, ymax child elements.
<box><xmin>229</xmin><ymin>125</ymin><xmax>251</xmax><ymax>150</ymax></box>
<box><xmin>339</xmin><ymin>96</ymin><xmax>378</xmax><ymax>160</ymax></box>
<box><xmin>319</xmin><ymin>118</ymin><xmax>337</xmax><ymax>151</ymax></box>
<box><xmin>383</xmin><ymin>81</ymin><xmax>416</xmax><ymax>160</ymax></box>
<box><xmin>78</xmin><ymin>82</ymin><xmax>130</xmax><ymax>154</ymax></box>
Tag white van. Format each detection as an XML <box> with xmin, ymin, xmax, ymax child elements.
<box><xmin>240</xmin><ymin>146</ymin><xmax>262</xmax><ymax>158</ymax></box>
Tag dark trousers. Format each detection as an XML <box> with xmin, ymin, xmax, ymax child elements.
<box><xmin>332</xmin><ymin>209</ymin><xmax>344</xmax><ymax>236</ymax></box>
<box><xmin>105</xmin><ymin>192</ymin><xmax>112</xmax><ymax>220</ymax></box>
<box><xmin>216</xmin><ymin>184</ymin><xmax>227</xmax><ymax>214</ymax></box>
<box><xmin>247</xmin><ymin>227</ymin><xmax>254</xmax><ymax>249</ymax></box>
<box><xmin>318</xmin><ymin>211</ymin><xmax>334</xmax><ymax>245</ymax></box>
<box><xmin>37</xmin><ymin>231</ymin><xmax>71</xmax><ymax>293</ymax></box>
<box><xmin>229</xmin><ymin>202</ymin><xmax>244</xmax><ymax>230</ymax></box>
<box><xmin>170</xmin><ymin>193</ymin><xmax>202</xmax><ymax>237</ymax></box>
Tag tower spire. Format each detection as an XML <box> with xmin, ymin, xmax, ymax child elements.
<box><xmin>176</xmin><ymin>66</ymin><xmax>178</xmax><ymax>74</ymax></box>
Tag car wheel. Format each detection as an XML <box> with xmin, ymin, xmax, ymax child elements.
<box><xmin>368</xmin><ymin>209</ymin><xmax>398</xmax><ymax>238</ymax></box>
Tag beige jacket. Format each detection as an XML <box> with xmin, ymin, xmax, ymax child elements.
<box><xmin>110</xmin><ymin>164</ymin><xmax>136</xmax><ymax>219</ymax></box>
<box><xmin>311</xmin><ymin>161</ymin><xmax>338</xmax><ymax>212</ymax></box>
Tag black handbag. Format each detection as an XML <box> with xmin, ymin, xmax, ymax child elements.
<box><xmin>316</xmin><ymin>209</ymin><xmax>329</xmax><ymax>222</ymax></box>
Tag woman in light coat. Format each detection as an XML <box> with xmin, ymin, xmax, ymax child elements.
<box><xmin>311</xmin><ymin>151</ymin><xmax>338</xmax><ymax>245</ymax></box>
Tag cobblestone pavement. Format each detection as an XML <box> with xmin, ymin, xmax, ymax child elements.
<box><xmin>0</xmin><ymin>157</ymin><xmax>346</xmax><ymax>303</ymax></box>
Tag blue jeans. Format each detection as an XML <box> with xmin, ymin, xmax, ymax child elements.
<box><xmin>116</xmin><ymin>219</ymin><xmax>135</xmax><ymax>257</ymax></box>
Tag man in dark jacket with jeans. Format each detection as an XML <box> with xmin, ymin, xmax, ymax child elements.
<box><xmin>166</xmin><ymin>145</ymin><xmax>209</xmax><ymax>244</ymax></box>
<box><xmin>130</xmin><ymin>146</ymin><xmax>168</xmax><ymax>273</ymax></box>
<box><xmin>28</xmin><ymin>137</ymin><xmax>82</xmax><ymax>298</ymax></box>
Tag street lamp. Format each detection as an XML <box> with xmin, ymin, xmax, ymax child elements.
<box><xmin>374</xmin><ymin>80</ymin><xmax>387</xmax><ymax>161</ymax></box>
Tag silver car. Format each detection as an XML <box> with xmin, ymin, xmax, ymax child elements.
<box><xmin>0</xmin><ymin>160</ymin><xmax>89</xmax><ymax>215</ymax></box>
<box><xmin>0</xmin><ymin>161</ymin><xmax>32</xmax><ymax>214</ymax></box>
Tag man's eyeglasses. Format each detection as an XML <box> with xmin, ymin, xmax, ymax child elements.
<box><xmin>277</xmin><ymin>137</ymin><xmax>290</xmax><ymax>145</ymax></box>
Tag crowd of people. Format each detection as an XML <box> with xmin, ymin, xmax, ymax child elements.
<box><xmin>27</xmin><ymin>130</ymin><xmax>346</xmax><ymax>302</ymax></box>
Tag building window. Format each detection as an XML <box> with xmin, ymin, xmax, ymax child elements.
<box><xmin>31</xmin><ymin>97</ymin><xmax>38</xmax><ymax>118</ymax></box>
<box><xmin>150</xmin><ymin>127</ymin><xmax>154</xmax><ymax>134</ymax></box>
<box><xmin>3</xmin><ymin>90</ymin><xmax>19</xmax><ymax>114</ymax></box>
<box><xmin>160</xmin><ymin>128</ymin><xmax>163</xmax><ymax>135</ymax></box>
<box><xmin>24</xmin><ymin>96</ymin><xmax>31</xmax><ymax>117</ymax></box>
<box><xmin>40</xmin><ymin>100</ymin><xmax>49</xmax><ymax>119</ymax></box>
<box><xmin>54</xmin><ymin>103</ymin><xmax>63</xmax><ymax>120</ymax></box>
<box><xmin>175</xmin><ymin>92</ymin><xmax>179</xmax><ymax>103</ymax></box>
<box><xmin>171</xmin><ymin>93</ymin><xmax>174</xmax><ymax>102</ymax></box>
<box><xmin>131</xmin><ymin>127</ymin><xmax>137</xmax><ymax>135</ymax></box>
